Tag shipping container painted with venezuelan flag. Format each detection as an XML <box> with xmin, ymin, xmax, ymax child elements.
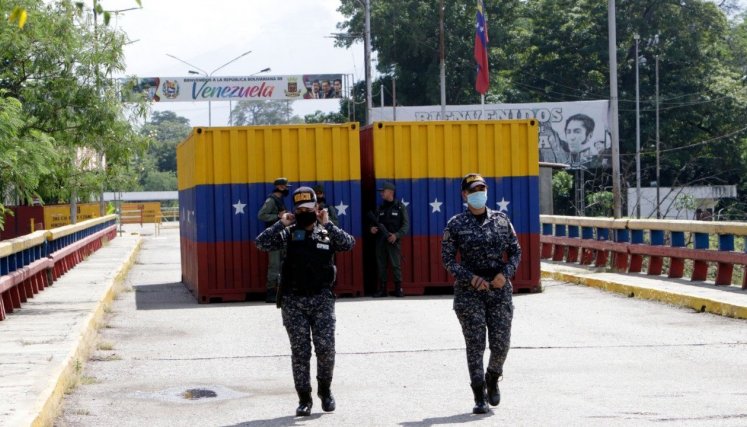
<box><xmin>177</xmin><ymin>124</ymin><xmax>363</xmax><ymax>303</ymax></box>
<box><xmin>360</xmin><ymin>120</ymin><xmax>541</xmax><ymax>294</ymax></box>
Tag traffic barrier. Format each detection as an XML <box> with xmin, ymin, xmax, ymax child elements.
<box><xmin>177</xmin><ymin>124</ymin><xmax>363</xmax><ymax>303</ymax></box>
<box><xmin>360</xmin><ymin>120</ymin><xmax>541</xmax><ymax>295</ymax></box>
<box><xmin>0</xmin><ymin>215</ymin><xmax>117</xmax><ymax>320</ymax></box>
<box><xmin>540</xmin><ymin>215</ymin><xmax>747</xmax><ymax>288</ymax></box>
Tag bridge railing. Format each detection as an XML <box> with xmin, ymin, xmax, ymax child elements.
<box><xmin>540</xmin><ymin>215</ymin><xmax>747</xmax><ymax>289</ymax></box>
<box><xmin>0</xmin><ymin>215</ymin><xmax>117</xmax><ymax>321</ymax></box>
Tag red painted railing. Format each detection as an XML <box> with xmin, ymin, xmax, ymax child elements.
<box><xmin>540</xmin><ymin>216</ymin><xmax>747</xmax><ymax>289</ymax></box>
<box><xmin>0</xmin><ymin>215</ymin><xmax>117</xmax><ymax>321</ymax></box>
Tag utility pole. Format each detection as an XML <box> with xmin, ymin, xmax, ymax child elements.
<box><xmin>655</xmin><ymin>47</ymin><xmax>661</xmax><ymax>219</ymax></box>
<box><xmin>634</xmin><ymin>33</ymin><xmax>641</xmax><ymax>218</ymax></box>
<box><xmin>364</xmin><ymin>0</ymin><xmax>373</xmax><ymax>125</ymax></box>
<box><xmin>439</xmin><ymin>0</ymin><xmax>446</xmax><ymax>117</ymax></box>
<box><xmin>608</xmin><ymin>0</ymin><xmax>622</xmax><ymax>218</ymax></box>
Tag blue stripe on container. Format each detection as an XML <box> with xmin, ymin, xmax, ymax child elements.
<box><xmin>179</xmin><ymin>181</ymin><xmax>362</xmax><ymax>243</ymax></box>
<box><xmin>374</xmin><ymin>176</ymin><xmax>539</xmax><ymax>236</ymax></box>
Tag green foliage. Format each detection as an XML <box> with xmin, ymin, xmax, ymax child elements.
<box><xmin>230</xmin><ymin>100</ymin><xmax>302</xmax><ymax>125</ymax></box>
<box><xmin>336</xmin><ymin>0</ymin><xmax>523</xmax><ymax>106</ymax></box>
<box><xmin>586</xmin><ymin>191</ymin><xmax>613</xmax><ymax>217</ymax></box>
<box><xmin>304</xmin><ymin>110</ymin><xmax>347</xmax><ymax>124</ymax></box>
<box><xmin>0</xmin><ymin>0</ymin><xmax>147</xmax><ymax>207</ymax></box>
<box><xmin>336</xmin><ymin>0</ymin><xmax>747</xmax><ymax>216</ymax></box>
<box><xmin>552</xmin><ymin>170</ymin><xmax>573</xmax><ymax>197</ymax></box>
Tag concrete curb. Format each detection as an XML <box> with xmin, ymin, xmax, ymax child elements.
<box><xmin>541</xmin><ymin>270</ymin><xmax>747</xmax><ymax>320</ymax></box>
<box><xmin>31</xmin><ymin>236</ymin><xmax>143</xmax><ymax>427</ymax></box>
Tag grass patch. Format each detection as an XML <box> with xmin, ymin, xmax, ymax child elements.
<box><xmin>97</xmin><ymin>342</ymin><xmax>114</xmax><ymax>351</ymax></box>
<box><xmin>90</xmin><ymin>353</ymin><xmax>121</xmax><ymax>362</ymax></box>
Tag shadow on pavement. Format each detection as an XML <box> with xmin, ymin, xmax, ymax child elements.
<box><xmin>222</xmin><ymin>413</ymin><xmax>323</xmax><ymax>426</ymax></box>
<box><xmin>399</xmin><ymin>411</ymin><xmax>494</xmax><ymax>426</ymax></box>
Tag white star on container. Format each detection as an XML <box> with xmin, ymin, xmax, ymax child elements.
<box><xmin>497</xmin><ymin>197</ymin><xmax>510</xmax><ymax>212</ymax></box>
<box><xmin>401</xmin><ymin>198</ymin><xmax>409</xmax><ymax>208</ymax></box>
<box><xmin>335</xmin><ymin>201</ymin><xmax>349</xmax><ymax>216</ymax></box>
<box><xmin>232</xmin><ymin>200</ymin><xmax>246</xmax><ymax>215</ymax></box>
<box><xmin>430</xmin><ymin>198</ymin><xmax>443</xmax><ymax>213</ymax></box>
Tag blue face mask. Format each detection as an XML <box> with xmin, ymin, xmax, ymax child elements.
<box><xmin>466</xmin><ymin>191</ymin><xmax>488</xmax><ymax>209</ymax></box>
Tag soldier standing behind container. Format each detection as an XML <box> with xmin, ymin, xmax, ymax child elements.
<box><xmin>255</xmin><ymin>186</ymin><xmax>355</xmax><ymax>416</ymax></box>
<box><xmin>313</xmin><ymin>184</ymin><xmax>339</xmax><ymax>226</ymax></box>
<box><xmin>257</xmin><ymin>177</ymin><xmax>291</xmax><ymax>303</ymax></box>
<box><xmin>441</xmin><ymin>173</ymin><xmax>521</xmax><ymax>414</ymax></box>
<box><xmin>369</xmin><ymin>181</ymin><xmax>409</xmax><ymax>297</ymax></box>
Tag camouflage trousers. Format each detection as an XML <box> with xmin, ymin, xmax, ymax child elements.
<box><xmin>281</xmin><ymin>289</ymin><xmax>336</xmax><ymax>393</ymax></box>
<box><xmin>453</xmin><ymin>281</ymin><xmax>514</xmax><ymax>386</ymax></box>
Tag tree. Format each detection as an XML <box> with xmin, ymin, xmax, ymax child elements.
<box><xmin>304</xmin><ymin>110</ymin><xmax>347</xmax><ymax>124</ymax></box>
<box><xmin>230</xmin><ymin>100</ymin><xmax>302</xmax><ymax>125</ymax></box>
<box><xmin>1</xmin><ymin>0</ymin><xmax>147</xmax><ymax>205</ymax></box>
<box><xmin>140</xmin><ymin>111</ymin><xmax>191</xmax><ymax>173</ymax></box>
<box><xmin>335</xmin><ymin>0</ymin><xmax>523</xmax><ymax>106</ymax></box>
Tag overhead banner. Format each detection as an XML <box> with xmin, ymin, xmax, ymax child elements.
<box><xmin>121</xmin><ymin>74</ymin><xmax>345</xmax><ymax>103</ymax></box>
<box><xmin>371</xmin><ymin>100</ymin><xmax>611</xmax><ymax>169</ymax></box>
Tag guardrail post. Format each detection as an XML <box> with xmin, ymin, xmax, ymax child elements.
<box><xmin>595</xmin><ymin>227</ymin><xmax>609</xmax><ymax>267</ymax></box>
<box><xmin>541</xmin><ymin>223</ymin><xmax>553</xmax><ymax>259</ymax></box>
<box><xmin>648</xmin><ymin>230</ymin><xmax>664</xmax><ymax>276</ymax></box>
<box><xmin>613</xmin><ymin>228</ymin><xmax>629</xmax><ymax>271</ymax></box>
<box><xmin>629</xmin><ymin>229</ymin><xmax>645</xmax><ymax>273</ymax></box>
<box><xmin>552</xmin><ymin>224</ymin><xmax>567</xmax><ymax>261</ymax></box>
<box><xmin>566</xmin><ymin>225</ymin><xmax>580</xmax><ymax>263</ymax></box>
<box><xmin>715</xmin><ymin>234</ymin><xmax>735</xmax><ymax>286</ymax></box>
<box><xmin>669</xmin><ymin>231</ymin><xmax>686</xmax><ymax>278</ymax></box>
<box><xmin>580</xmin><ymin>226</ymin><xmax>595</xmax><ymax>265</ymax></box>
<box><xmin>692</xmin><ymin>232</ymin><xmax>710</xmax><ymax>281</ymax></box>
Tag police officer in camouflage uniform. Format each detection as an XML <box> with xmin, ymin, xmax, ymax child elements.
<box><xmin>369</xmin><ymin>181</ymin><xmax>409</xmax><ymax>297</ymax></box>
<box><xmin>441</xmin><ymin>173</ymin><xmax>521</xmax><ymax>414</ymax></box>
<box><xmin>257</xmin><ymin>177</ymin><xmax>291</xmax><ymax>303</ymax></box>
<box><xmin>255</xmin><ymin>186</ymin><xmax>355</xmax><ymax>417</ymax></box>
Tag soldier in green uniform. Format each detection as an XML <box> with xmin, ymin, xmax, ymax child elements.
<box><xmin>369</xmin><ymin>181</ymin><xmax>409</xmax><ymax>297</ymax></box>
<box><xmin>257</xmin><ymin>177</ymin><xmax>291</xmax><ymax>303</ymax></box>
<box><xmin>313</xmin><ymin>184</ymin><xmax>339</xmax><ymax>226</ymax></box>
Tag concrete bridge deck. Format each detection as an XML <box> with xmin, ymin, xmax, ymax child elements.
<box><xmin>2</xmin><ymin>224</ymin><xmax>746</xmax><ymax>426</ymax></box>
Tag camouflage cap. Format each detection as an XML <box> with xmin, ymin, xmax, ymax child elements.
<box><xmin>377</xmin><ymin>181</ymin><xmax>396</xmax><ymax>191</ymax></box>
<box><xmin>461</xmin><ymin>173</ymin><xmax>487</xmax><ymax>191</ymax></box>
<box><xmin>292</xmin><ymin>186</ymin><xmax>317</xmax><ymax>209</ymax></box>
<box><xmin>273</xmin><ymin>177</ymin><xmax>291</xmax><ymax>186</ymax></box>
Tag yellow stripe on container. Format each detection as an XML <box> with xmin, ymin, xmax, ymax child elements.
<box><xmin>371</xmin><ymin>120</ymin><xmax>539</xmax><ymax>180</ymax></box>
<box><xmin>177</xmin><ymin>123</ymin><xmax>361</xmax><ymax>190</ymax></box>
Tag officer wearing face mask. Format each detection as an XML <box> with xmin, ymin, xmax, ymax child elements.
<box><xmin>255</xmin><ymin>186</ymin><xmax>355</xmax><ymax>417</ymax></box>
<box><xmin>258</xmin><ymin>177</ymin><xmax>291</xmax><ymax>303</ymax></box>
<box><xmin>441</xmin><ymin>173</ymin><xmax>521</xmax><ymax>414</ymax></box>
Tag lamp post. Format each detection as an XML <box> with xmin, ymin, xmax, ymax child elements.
<box><xmin>653</xmin><ymin>34</ymin><xmax>661</xmax><ymax>219</ymax></box>
<box><xmin>229</xmin><ymin>67</ymin><xmax>271</xmax><ymax>126</ymax></box>
<box><xmin>364</xmin><ymin>0</ymin><xmax>372</xmax><ymax>125</ymax></box>
<box><xmin>166</xmin><ymin>50</ymin><xmax>252</xmax><ymax>126</ymax></box>
<box><xmin>634</xmin><ymin>33</ymin><xmax>641</xmax><ymax>218</ymax></box>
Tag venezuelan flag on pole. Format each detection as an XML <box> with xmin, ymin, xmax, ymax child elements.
<box><xmin>474</xmin><ymin>0</ymin><xmax>490</xmax><ymax>94</ymax></box>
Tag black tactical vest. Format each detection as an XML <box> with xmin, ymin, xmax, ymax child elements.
<box><xmin>377</xmin><ymin>200</ymin><xmax>404</xmax><ymax>234</ymax></box>
<box><xmin>281</xmin><ymin>226</ymin><xmax>335</xmax><ymax>294</ymax></box>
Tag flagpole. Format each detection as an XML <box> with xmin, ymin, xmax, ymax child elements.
<box><xmin>439</xmin><ymin>0</ymin><xmax>446</xmax><ymax>119</ymax></box>
<box><xmin>481</xmin><ymin>94</ymin><xmax>485</xmax><ymax>118</ymax></box>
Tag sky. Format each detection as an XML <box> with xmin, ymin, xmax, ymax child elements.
<box><xmin>106</xmin><ymin>0</ymin><xmax>365</xmax><ymax>127</ymax></box>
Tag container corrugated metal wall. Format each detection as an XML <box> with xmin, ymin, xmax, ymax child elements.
<box><xmin>177</xmin><ymin>124</ymin><xmax>364</xmax><ymax>303</ymax></box>
<box><xmin>360</xmin><ymin>120</ymin><xmax>541</xmax><ymax>294</ymax></box>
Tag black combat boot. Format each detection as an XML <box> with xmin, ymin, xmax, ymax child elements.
<box><xmin>373</xmin><ymin>283</ymin><xmax>387</xmax><ymax>297</ymax></box>
<box><xmin>317</xmin><ymin>379</ymin><xmax>336</xmax><ymax>412</ymax></box>
<box><xmin>296</xmin><ymin>390</ymin><xmax>313</xmax><ymax>416</ymax></box>
<box><xmin>394</xmin><ymin>282</ymin><xmax>404</xmax><ymax>297</ymax></box>
<box><xmin>471</xmin><ymin>382</ymin><xmax>489</xmax><ymax>414</ymax></box>
<box><xmin>485</xmin><ymin>371</ymin><xmax>501</xmax><ymax>406</ymax></box>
